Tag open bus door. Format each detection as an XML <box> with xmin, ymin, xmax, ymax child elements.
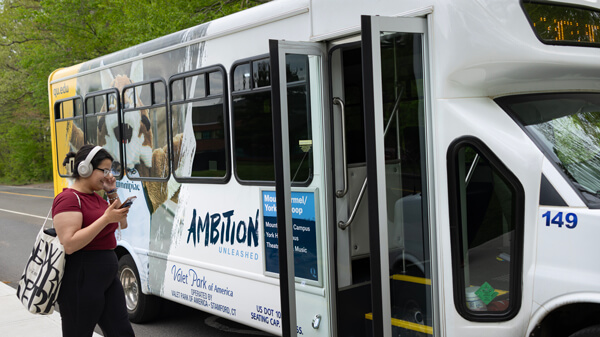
<box><xmin>269</xmin><ymin>40</ymin><xmax>333</xmax><ymax>337</ymax></box>
<box><xmin>330</xmin><ymin>15</ymin><xmax>436</xmax><ymax>337</ymax></box>
<box><xmin>270</xmin><ymin>15</ymin><xmax>435</xmax><ymax>336</ymax></box>
<box><xmin>359</xmin><ymin>15</ymin><xmax>436</xmax><ymax>337</ymax></box>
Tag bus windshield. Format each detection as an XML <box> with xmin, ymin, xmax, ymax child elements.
<box><xmin>497</xmin><ymin>93</ymin><xmax>600</xmax><ymax>204</ymax></box>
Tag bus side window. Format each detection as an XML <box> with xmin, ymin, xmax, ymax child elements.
<box><xmin>169</xmin><ymin>67</ymin><xmax>230</xmax><ymax>182</ymax></box>
<box><xmin>231</xmin><ymin>56</ymin><xmax>313</xmax><ymax>185</ymax></box>
<box><xmin>447</xmin><ymin>137</ymin><xmax>524</xmax><ymax>321</ymax></box>
<box><xmin>83</xmin><ymin>89</ymin><xmax>122</xmax><ymax>178</ymax></box>
<box><xmin>54</xmin><ymin>96</ymin><xmax>84</xmax><ymax>177</ymax></box>
<box><xmin>231</xmin><ymin>57</ymin><xmax>274</xmax><ymax>183</ymax></box>
<box><xmin>122</xmin><ymin>80</ymin><xmax>169</xmax><ymax>180</ymax></box>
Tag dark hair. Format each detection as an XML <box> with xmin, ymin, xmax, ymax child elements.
<box><xmin>62</xmin><ymin>144</ymin><xmax>113</xmax><ymax>178</ymax></box>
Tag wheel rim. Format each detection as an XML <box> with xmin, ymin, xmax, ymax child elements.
<box><xmin>120</xmin><ymin>266</ymin><xmax>139</xmax><ymax>311</ymax></box>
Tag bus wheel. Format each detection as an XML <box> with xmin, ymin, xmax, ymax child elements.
<box><xmin>118</xmin><ymin>254</ymin><xmax>161</xmax><ymax>323</ymax></box>
<box><xmin>570</xmin><ymin>325</ymin><xmax>600</xmax><ymax>337</ymax></box>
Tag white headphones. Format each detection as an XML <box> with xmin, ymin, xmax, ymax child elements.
<box><xmin>77</xmin><ymin>146</ymin><xmax>103</xmax><ymax>178</ymax></box>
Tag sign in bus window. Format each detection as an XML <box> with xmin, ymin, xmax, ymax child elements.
<box><xmin>522</xmin><ymin>1</ymin><xmax>600</xmax><ymax>46</ymax></box>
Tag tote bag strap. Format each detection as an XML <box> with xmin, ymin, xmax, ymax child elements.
<box><xmin>48</xmin><ymin>191</ymin><xmax>82</xmax><ymax>230</ymax></box>
<box><xmin>40</xmin><ymin>208</ymin><xmax>52</xmax><ymax>232</ymax></box>
<box><xmin>72</xmin><ymin>192</ymin><xmax>81</xmax><ymax>208</ymax></box>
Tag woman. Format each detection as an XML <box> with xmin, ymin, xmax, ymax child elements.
<box><xmin>53</xmin><ymin>144</ymin><xmax>135</xmax><ymax>337</ymax></box>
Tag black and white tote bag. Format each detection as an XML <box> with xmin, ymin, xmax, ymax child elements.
<box><xmin>15</xmin><ymin>208</ymin><xmax>65</xmax><ymax>315</ymax></box>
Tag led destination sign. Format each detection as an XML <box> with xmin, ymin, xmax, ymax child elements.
<box><xmin>523</xmin><ymin>1</ymin><xmax>600</xmax><ymax>47</ymax></box>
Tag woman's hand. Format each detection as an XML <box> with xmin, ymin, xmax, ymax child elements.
<box><xmin>102</xmin><ymin>173</ymin><xmax>117</xmax><ymax>193</ymax></box>
<box><xmin>102</xmin><ymin>200</ymin><xmax>129</xmax><ymax>223</ymax></box>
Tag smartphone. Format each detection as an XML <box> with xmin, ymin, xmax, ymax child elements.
<box><xmin>119</xmin><ymin>196</ymin><xmax>137</xmax><ymax>209</ymax></box>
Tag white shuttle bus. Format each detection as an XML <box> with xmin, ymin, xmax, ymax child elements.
<box><xmin>48</xmin><ymin>0</ymin><xmax>600</xmax><ymax>336</ymax></box>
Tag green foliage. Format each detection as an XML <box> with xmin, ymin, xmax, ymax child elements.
<box><xmin>0</xmin><ymin>0</ymin><xmax>267</xmax><ymax>184</ymax></box>
<box><xmin>0</xmin><ymin>107</ymin><xmax>51</xmax><ymax>184</ymax></box>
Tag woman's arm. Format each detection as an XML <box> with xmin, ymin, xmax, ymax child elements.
<box><xmin>119</xmin><ymin>210</ymin><xmax>129</xmax><ymax>229</ymax></box>
<box><xmin>54</xmin><ymin>202</ymin><xmax>128</xmax><ymax>254</ymax></box>
<box><xmin>107</xmin><ymin>192</ymin><xmax>129</xmax><ymax>230</ymax></box>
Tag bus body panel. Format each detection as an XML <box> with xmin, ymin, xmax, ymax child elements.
<box><xmin>535</xmin><ymin>206</ymin><xmax>600</xmax><ymax>302</ymax></box>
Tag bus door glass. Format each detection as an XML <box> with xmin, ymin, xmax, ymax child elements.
<box><xmin>361</xmin><ymin>16</ymin><xmax>434</xmax><ymax>337</ymax></box>
<box><xmin>269</xmin><ymin>40</ymin><xmax>332</xmax><ymax>336</ymax></box>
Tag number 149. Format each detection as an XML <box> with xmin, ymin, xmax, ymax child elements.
<box><xmin>542</xmin><ymin>211</ymin><xmax>578</xmax><ymax>229</ymax></box>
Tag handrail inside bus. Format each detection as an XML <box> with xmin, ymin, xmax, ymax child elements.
<box><xmin>465</xmin><ymin>154</ymin><xmax>480</xmax><ymax>186</ymax></box>
<box><xmin>334</xmin><ymin>97</ymin><xmax>348</xmax><ymax>198</ymax></box>
<box><xmin>338</xmin><ymin>178</ymin><xmax>368</xmax><ymax>230</ymax></box>
<box><xmin>338</xmin><ymin>88</ymin><xmax>404</xmax><ymax>230</ymax></box>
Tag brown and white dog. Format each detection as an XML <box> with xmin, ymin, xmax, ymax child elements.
<box><xmin>67</xmin><ymin>59</ymin><xmax>181</xmax><ymax>213</ymax></box>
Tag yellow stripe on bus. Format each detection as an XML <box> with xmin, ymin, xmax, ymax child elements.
<box><xmin>391</xmin><ymin>274</ymin><xmax>431</xmax><ymax>285</ymax></box>
<box><xmin>365</xmin><ymin>313</ymin><xmax>433</xmax><ymax>335</ymax></box>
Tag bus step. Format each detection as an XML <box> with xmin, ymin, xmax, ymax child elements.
<box><xmin>364</xmin><ymin>312</ymin><xmax>433</xmax><ymax>336</ymax></box>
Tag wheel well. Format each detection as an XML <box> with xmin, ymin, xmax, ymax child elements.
<box><xmin>531</xmin><ymin>303</ymin><xmax>600</xmax><ymax>337</ymax></box>
<box><xmin>115</xmin><ymin>246</ymin><xmax>130</xmax><ymax>260</ymax></box>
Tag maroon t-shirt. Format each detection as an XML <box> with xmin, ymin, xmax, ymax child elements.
<box><xmin>52</xmin><ymin>188</ymin><xmax>118</xmax><ymax>251</ymax></box>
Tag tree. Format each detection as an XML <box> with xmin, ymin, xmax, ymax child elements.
<box><xmin>0</xmin><ymin>0</ymin><xmax>267</xmax><ymax>183</ymax></box>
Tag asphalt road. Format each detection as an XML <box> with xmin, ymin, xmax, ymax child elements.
<box><xmin>0</xmin><ymin>184</ymin><xmax>273</xmax><ymax>337</ymax></box>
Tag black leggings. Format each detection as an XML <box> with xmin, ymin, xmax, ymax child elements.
<box><xmin>58</xmin><ymin>250</ymin><xmax>135</xmax><ymax>337</ymax></box>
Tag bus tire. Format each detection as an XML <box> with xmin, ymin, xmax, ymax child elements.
<box><xmin>118</xmin><ymin>254</ymin><xmax>161</xmax><ymax>323</ymax></box>
<box><xmin>569</xmin><ymin>325</ymin><xmax>600</xmax><ymax>337</ymax></box>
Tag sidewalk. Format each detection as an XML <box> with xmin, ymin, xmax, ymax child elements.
<box><xmin>0</xmin><ymin>282</ymin><xmax>101</xmax><ymax>337</ymax></box>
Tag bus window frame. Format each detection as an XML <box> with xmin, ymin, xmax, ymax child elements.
<box><xmin>168</xmin><ymin>65</ymin><xmax>231</xmax><ymax>184</ymax></box>
<box><xmin>83</xmin><ymin>88</ymin><xmax>124</xmax><ymax>180</ymax></box>
<box><xmin>231</xmin><ymin>54</ymin><xmax>275</xmax><ymax>186</ymax></box>
<box><xmin>230</xmin><ymin>54</ymin><xmax>314</xmax><ymax>187</ymax></box>
<box><xmin>446</xmin><ymin>136</ymin><xmax>524</xmax><ymax>322</ymax></box>
<box><xmin>121</xmin><ymin>78</ymin><xmax>170</xmax><ymax>182</ymax></box>
<box><xmin>53</xmin><ymin>96</ymin><xmax>84</xmax><ymax>178</ymax></box>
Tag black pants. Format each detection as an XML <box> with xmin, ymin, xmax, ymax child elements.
<box><xmin>58</xmin><ymin>250</ymin><xmax>135</xmax><ymax>337</ymax></box>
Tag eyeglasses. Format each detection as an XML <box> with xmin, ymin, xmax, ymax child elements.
<box><xmin>95</xmin><ymin>168</ymin><xmax>113</xmax><ymax>177</ymax></box>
